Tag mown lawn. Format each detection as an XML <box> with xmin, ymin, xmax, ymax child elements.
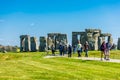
<box><xmin>72</xmin><ymin>50</ymin><xmax>120</xmax><ymax>59</ymax></box>
<box><xmin>0</xmin><ymin>51</ymin><xmax>120</xmax><ymax>80</ymax></box>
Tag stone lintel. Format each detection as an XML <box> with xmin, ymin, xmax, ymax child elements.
<box><xmin>100</xmin><ymin>33</ymin><xmax>111</xmax><ymax>37</ymax></box>
<box><xmin>20</xmin><ymin>35</ymin><xmax>30</xmax><ymax>38</ymax></box>
<box><xmin>72</xmin><ymin>32</ymin><xmax>86</xmax><ymax>35</ymax></box>
<box><xmin>85</xmin><ymin>29</ymin><xmax>101</xmax><ymax>33</ymax></box>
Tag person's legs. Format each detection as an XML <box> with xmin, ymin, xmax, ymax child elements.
<box><xmin>101</xmin><ymin>51</ymin><xmax>103</xmax><ymax>60</ymax></box>
<box><xmin>68</xmin><ymin>53</ymin><xmax>69</xmax><ymax>57</ymax></box>
<box><xmin>53</xmin><ymin>51</ymin><xmax>55</xmax><ymax>56</ymax></box>
<box><xmin>108</xmin><ymin>50</ymin><xmax>110</xmax><ymax>60</ymax></box>
<box><xmin>106</xmin><ymin>50</ymin><xmax>110</xmax><ymax>60</ymax></box>
<box><xmin>60</xmin><ymin>51</ymin><xmax>62</xmax><ymax>56</ymax></box>
<box><xmin>52</xmin><ymin>50</ymin><xmax>55</xmax><ymax>56</ymax></box>
<box><xmin>85</xmin><ymin>49</ymin><xmax>88</xmax><ymax>57</ymax></box>
<box><xmin>70</xmin><ymin>52</ymin><xmax>72</xmax><ymax>57</ymax></box>
<box><xmin>77</xmin><ymin>51</ymin><xmax>80</xmax><ymax>57</ymax></box>
<box><xmin>52</xmin><ymin>51</ymin><xmax>54</xmax><ymax>56</ymax></box>
<box><xmin>62</xmin><ymin>51</ymin><xmax>64</xmax><ymax>56</ymax></box>
<box><xmin>68</xmin><ymin>52</ymin><xmax>71</xmax><ymax>57</ymax></box>
<box><xmin>104</xmin><ymin>50</ymin><xmax>107</xmax><ymax>60</ymax></box>
<box><xmin>78</xmin><ymin>50</ymin><xmax>80</xmax><ymax>57</ymax></box>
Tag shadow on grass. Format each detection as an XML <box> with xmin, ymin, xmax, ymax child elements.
<box><xmin>81</xmin><ymin>60</ymin><xmax>93</xmax><ymax>62</ymax></box>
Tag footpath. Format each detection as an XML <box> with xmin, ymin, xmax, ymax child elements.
<box><xmin>44</xmin><ymin>55</ymin><xmax>120</xmax><ymax>63</ymax></box>
<box><xmin>73</xmin><ymin>57</ymin><xmax>120</xmax><ymax>63</ymax></box>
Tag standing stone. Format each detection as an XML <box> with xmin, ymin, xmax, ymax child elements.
<box><xmin>98</xmin><ymin>37</ymin><xmax>103</xmax><ymax>50</ymax></box>
<box><xmin>72</xmin><ymin>29</ymin><xmax>112</xmax><ymax>50</ymax></box>
<box><xmin>39</xmin><ymin>37</ymin><xmax>47</xmax><ymax>52</ymax></box>
<box><xmin>47</xmin><ymin>33</ymin><xmax>68</xmax><ymax>50</ymax></box>
<box><xmin>20</xmin><ymin>35</ymin><xmax>30</xmax><ymax>52</ymax></box>
<box><xmin>72</xmin><ymin>32</ymin><xmax>86</xmax><ymax>47</ymax></box>
<box><xmin>72</xmin><ymin>32</ymin><xmax>78</xmax><ymax>46</ymax></box>
<box><xmin>108</xmin><ymin>36</ymin><xmax>113</xmax><ymax>44</ymax></box>
<box><xmin>47</xmin><ymin>37</ymin><xmax>54</xmax><ymax>50</ymax></box>
<box><xmin>117</xmin><ymin>38</ymin><xmax>120</xmax><ymax>50</ymax></box>
<box><xmin>30</xmin><ymin>37</ymin><xmax>37</xmax><ymax>52</ymax></box>
<box><xmin>57</xmin><ymin>34</ymin><xmax>67</xmax><ymax>48</ymax></box>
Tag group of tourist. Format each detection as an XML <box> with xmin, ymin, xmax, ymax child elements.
<box><xmin>76</xmin><ymin>41</ymin><xmax>89</xmax><ymax>57</ymax></box>
<box><xmin>51</xmin><ymin>41</ymin><xmax>89</xmax><ymax>58</ymax></box>
<box><xmin>100</xmin><ymin>41</ymin><xmax>112</xmax><ymax>60</ymax></box>
<box><xmin>51</xmin><ymin>40</ymin><xmax>112</xmax><ymax>60</ymax></box>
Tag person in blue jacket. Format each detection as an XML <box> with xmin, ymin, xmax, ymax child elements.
<box><xmin>68</xmin><ymin>44</ymin><xmax>72</xmax><ymax>57</ymax></box>
<box><xmin>59</xmin><ymin>44</ymin><xmax>63</xmax><ymax>56</ymax></box>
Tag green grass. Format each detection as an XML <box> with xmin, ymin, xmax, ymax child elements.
<box><xmin>72</xmin><ymin>50</ymin><xmax>120</xmax><ymax>59</ymax></box>
<box><xmin>0</xmin><ymin>51</ymin><xmax>120</xmax><ymax>80</ymax></box>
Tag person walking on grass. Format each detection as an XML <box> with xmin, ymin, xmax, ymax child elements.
<box><xmin>100</xmin><ymin>41</ymin><xmax>106</xmax><ymax>61</ymax></box>
<box><xmin>59</xmin><ymin>44</ymin><xmax>63</xmax><ymax>56</ymax></box>
<box><xmin>105</xmin><ymin>41</ymin><xmax>112</xmax><ymax>60</ymax></box>
<box><xmin>68</xmin><ymin>44</ymin><xmax>72</xmax><ymax>57</ymax></box>
<box><xmin>77</xmin><ymin>41</ymin><xmax>82</xmax><ymax>57</ymax></box>
<box><xmin>51</xmin><ymin>45</ymin><xmax>55</xmax><ymax>56</ymax></box>
<box><xmin>84</xmin><ymin>41</ymin><xmax>89</xmax><ymax>57</ymax></box>
<box><xmin>73</xmin><ymin>45</ymin><xmax>76</xmax><ymax>54</ymax></box>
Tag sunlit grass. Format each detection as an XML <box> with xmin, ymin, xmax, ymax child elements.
<box><xmin>0</xmin><ymin>50</ymin><xmax>120</xmax><ymax>80</ymax></box>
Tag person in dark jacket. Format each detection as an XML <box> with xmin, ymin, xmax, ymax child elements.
<box><xmin>100</xmin><ymin>41</ymin><xmax>106</xmax><ymax>60</ymax></box>
<box><xmin>51</xmin><ymin>45</ymin><xmax>55</xmax><ymax>56</ymax></box>
<box><xmin>63</xmin><ymin>45</ymin><xmax>67</xmax><ymax>55</ymax></box>
<box><xmin>59</xmin><ymin>44</ymin><xmax>63</xmax><ymax>56</ymax></box>
<box><xmin>68</xmin><ymin>44</ymin><xmax>72</xmax><ymax>57</ymax></box>
<box><xmin>84</xmin><ymin>41</ymin><xmax>89</xmax><ymax>57</ymax></box>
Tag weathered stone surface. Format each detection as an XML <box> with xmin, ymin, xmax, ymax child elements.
<box><xmin>39</xmin><ymin>37</ymin><xmax>47</xmax><ymax>51</ymax></box>
<box><xmin>117</xmin><ymin>38</ymin><xmax>120</xmax><ymax>50</ymax></box>
<box><xmin>72</xmin><ymin>29</ymin><xmax>112</xmax><ymax>50</ymax></box>
<box><xmin>47</xmin><ymin>33</ymin><xmax>67</xmax><ymax>50</ymax></box>
<box><xmin>20</xmin><ymin>29</ymin><xmax>113</xmax><ymax>52</ymax></box>
<box><xmin>100</xmin><ymin>33</ymin><xmax>111</xmax><ymax>37</ymax></box>
<box><xmin>20</xmin><ymin>35</ymin><xmax>31</xmax><ymax>52</ymax></box>
<box><xmin>31</xmin><ymin>37</ymin><xmax>37</xmax><ymax>52</ymax></box>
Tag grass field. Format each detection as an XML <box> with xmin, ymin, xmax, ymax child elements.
<box><xmin>0</xmin><ymin>50</ymin><xmax>120</xmax><ymax>80</ymax></box>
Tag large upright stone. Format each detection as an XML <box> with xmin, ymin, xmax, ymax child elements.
<box><xmin>72</xmin><ymin>32</ymin><xmax>86</xmax><ymax>47</ymax></box>
<box><xmin>47</xmin><ymin>33</ymin><xmax>68</xmax><ymax>50</ymax></box>
<box><xmin>85</xmin><ymin>29</ymin><xmax>101</xmax><ymax>50</ymax></box>
<box><xmin>39</xmin><ymin>37</ymin><xmax>47</xmax><ymax>52</ymax></box>
<box><xmin>117</xmin><ymin>38</ymin><xmax>120</xmax><ymax>50</ymax></box>
<box><xmin>20</xmin><ymin>35</ymin><xmax>30</xmax><ymax>52</ymax></box>
<box><xmin>56</xmin><ymin>34</ymin><xmax>67</xmax><ymax>49</ymax></box>
<box><xmin>30</xmin><ymin>37</ymin><xmax>37</xmax><ymax>52</ymax></box>
<box><xmin>72</xmin><ymin>29</ymin><xmax>112</xmax><ymax>50</ymax></box>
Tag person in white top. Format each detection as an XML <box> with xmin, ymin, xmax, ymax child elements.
<box><xmin>77</xmin><ymin>41</ymin><xmax>82</xmax><ymax>57</ymax></box>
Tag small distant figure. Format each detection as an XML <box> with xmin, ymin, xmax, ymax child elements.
<box><xmin>100</xmin><ymin>41</ymin><xmax>106</xmax><ymax>60</ymax></box>
<box><xmin>51</xmin><ymin>45</ymin><xmax>55</xmax><ymax>56</ymax></box>
<box><xmin>73</xmin><ymin>45</ymin><xmax>76</xmax><ymax>54</ymax></box>
<box><xmin>59</xmin><ymin>44</ymin><xmax>63</xmax><ymax>56</ymax></box>
<box><xmin>63</xmin><ymin>45</ymin><xmax>67</xmax><ymax>55</ymax></box>
<box><xmin>68</xmin><ymin>44</ymin><xmax>72</xmax><ymax>57</ymax></box>
<box><xmin>84</xmin><ymin>41</ymin><xmax>89</xmax><ymax>57</ymax></box>
<box><xmin>77</xmin><ymin>41</ymin><xmax>82</xmax><ymax>57</ymax></box>
<box><xmin>105</xmin><ymin>41</ymin><xmax>112</xmax><ymax>60</ymax></box>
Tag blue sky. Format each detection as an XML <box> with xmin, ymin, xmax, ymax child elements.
<box><xmin>0</xmin><ymin>0</ymin><xmax>120</xmax><ymax>46</ymax></box>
